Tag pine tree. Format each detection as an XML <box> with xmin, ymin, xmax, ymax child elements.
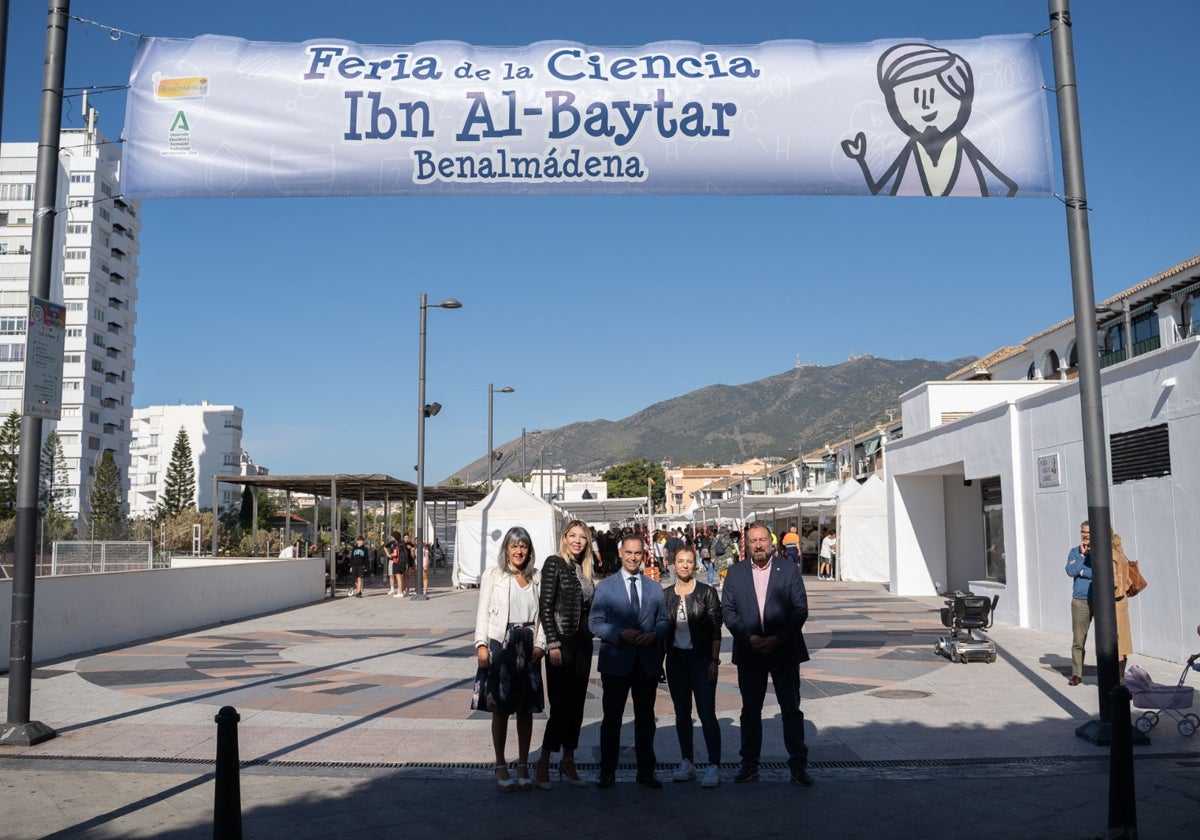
<box><xmin>39</xmin><ymin>430</ymin><xmax>69</xmax><ymax>515</ymax></box>
<box><xmin>87</xmin><ymin>449</ymin><xmax>125</xmax><ymax>540</ymax></box>
<box><xmin>160</xmin><ymin>428</ymin><xmax>196</xmax><ymax>518</ymax></box>
<box><xmin>0</xmin><ymin>410</ymin><xmax>21</xmax><ymax>519</ymax></box>
<box><xmin>39</xmin><ymin>430</ymin><xmax>76</xmax><ymax>542</ymax></box>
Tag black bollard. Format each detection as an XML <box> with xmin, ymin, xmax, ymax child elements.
<box><xmin>213</xmin><ymin>705</ymin><xmax>243</xmax><ymax>840</ymax></box>
<box><xmin>1107</xmin><ymin>683</ymin><xmax>1138</xmax><ymax>837</ymax></box>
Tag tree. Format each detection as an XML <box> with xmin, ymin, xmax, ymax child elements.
<box><xmin>39</xmin><ymin>430</ymin><xmax>70</xmax><ymax>515</ymax></box>
<box><xmin>602</xmin><ymin>459</ymin><xmax>666</xmax><ymax>507</ymax></box>
<box><xmin>159</xmin><ymin>428</ymin><xmax>196</xmax><ymax>518</ymax></box>
<box><xmin>87</xmin><ymin>449</ymin><xmax>125</xmax><ymax>540</ymax></box>
<box><xmin>39</xmin><ymin>430</ymin><xmax>75</xmax><ymax>544</ymax></box>
<box><xmin>0</xmin><ymin>410</ymin><xmax>20</xmax><ymax>519</ymax></box>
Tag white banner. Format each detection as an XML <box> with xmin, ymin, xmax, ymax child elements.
<box><xmin>122</xmin><ymin>35</ymin><xmax>1053</xmax><ymax>198</ymax></box>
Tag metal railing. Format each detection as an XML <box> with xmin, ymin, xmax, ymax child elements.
<box><xmin>50</xmin><ymin>541</ymin><xmax>155</xmax><ymax>575</ymax></box>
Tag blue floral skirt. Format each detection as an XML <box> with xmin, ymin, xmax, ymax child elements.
<box><xmin>471</xmin><ymin>622</ymin><xmax>544</xmax><ymax>715</ymax></box>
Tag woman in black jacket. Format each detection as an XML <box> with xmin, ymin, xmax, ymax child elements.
<box><xmin>532</xmin><ymin>520</ymin><xmax>596</xmax><ymax>788</ymax></box>
<box><xmin>662</xmin><ymin>545</ymin><xmax>723</xmax><ymax>787</ymax></box>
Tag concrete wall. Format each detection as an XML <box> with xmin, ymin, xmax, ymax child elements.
<box><xmin>0</xmin><ymin>557</ymin><xmax>324</xmax><ymax>670</ymax></box>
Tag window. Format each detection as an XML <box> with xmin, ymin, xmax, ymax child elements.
<box><xmin>66</xmin><ymin>301</ymin><xmax>84</xmax><ymax>312</ymax></box>
<box><xmin>88</xmin><ymin>410</ymin><xmax>101</xmax><ymax>424</ymax></box>
<box><xmin>64</xmin><ymin>275</ymin><xmax>87</xmax><ymax>286</ymax></box>
<box><xmin>67</xmin><ymin>223</ymin><xmax>90</xmax><ymax>235</ymax></box>
<box><xmin>96</xmin><ymin>207</ymin><xmax>110</xmax><ymax>222</ymax></box>
<box><xmin>65</xmin><ymin>249</ymin><xmax>88</xmax><ymax>260</ymax></box>
<box><xmin>0</xmin><ymin>343</ymin><xmax>24</xmax><ymax>362</ymax></box>
<box><xmin>0</xmin><ymin>183</ymin><xmax>34</xmax><ymax>201</ymax></box>
<box><xmin>70</xmin><ymin>173</ymin><xmax>93</xmax><ymax>183</ymax></box>
<box><xmin>92</xmin><ymin>332</ymin><xmax>105</xmax><ymax>347</ymax></box>
<box><xmin>63</xmin><ymin>354</ymin><xmax>80</xmax><ymax>364</ymax></box>
<box><xmin>89</xmin><ymin>385</ymin><xmax>102</xmax><ymax>398</ymax></box>
<box><xmin>92</xmin><ymin>306</ymin><xmax>104</xmax><ymax>321</ymax></box>
<box><xmin>91</xmin><ymin>359</ymin><xmax>104</xmax><ymax>372</ymax></box>
<box><xmin>0</xmin><ymin>371</ymin><xmax>24</xmax><ymax>387</ymax></box>
<box><xmin>0</xmin><ymin>316</ymin><xmax>27</xmax><ymax>334</ymax></box>
<box><xmin>87</xmin><ymin>435</ymin><xmax>100</xmax><ymax>451</ymax></box>
<box><xmin>68</xmin><ymin>199</ymin><xmax>90</xmax><ymax>209</ymax></box>
<box><xmin>148</xmin><ymin>455</ymin><xmax>157</xmax><ymax>466</ymax></box>
<box><xmin>980</xmin><ymin>477</ymin><xmax>1006</xmax><ymax>584</ymax></box>
<box><xmin>66</xmin><ymin>327</ymin><xmax>83</xmax><ymax>338</ymax></box>
<box><xmin>100</xmin><ymin>181</ymin><xmax>113</xmax><ymax>197</ymax></box>
<box><xmin>62</xmin><ymin>379</ymin><xmax>81</xmax><ymax>391</ymax></box>
<box><xmin>61</xmin><ymin>406</ymin><xmax>80</xmax><ymax>418</ymax></box>
<box><xmin>1130</xmin><ymin>310</ymin><xmax>1159</xmax><ymax>354</ymax></box>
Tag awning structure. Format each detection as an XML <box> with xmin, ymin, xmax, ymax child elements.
<box><xmin>693</xmin><ymin>492</ymin><xmax>836</xmax><ymax>522</ymax></box>
<box><xmin>211</xmin><ymin>473</ymin><xmax>485</xmax><ymax>562</ymax></box>
<box><xmin>556</xmin><ymin>496</ymin><xmax>649</xmax><ymax>524</ymax></box>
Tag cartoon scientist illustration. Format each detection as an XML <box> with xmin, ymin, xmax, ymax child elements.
<box><xmin>841</xmin><ymin>42</ymin><xmax>1018</xmax><ymax>197</ymax></box>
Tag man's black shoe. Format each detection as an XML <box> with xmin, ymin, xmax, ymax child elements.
<box><xmin>597</xmin><ymin>774</ymin><xmax>616</xmax><ymax>789</ymax></box>
<box><xmin>733</xmin><ymin>766</ymin><xmax>759</xmax><ymax>783</ymax></box>
<box><xmin>636</xmin><ymin>774</ymin><xmax>663</xmax><ymax>789</ymax></box>
<box><xmin>790</xmin><ymin>768</ymin><xmax>815</xmax><ymax>787</ymax></box>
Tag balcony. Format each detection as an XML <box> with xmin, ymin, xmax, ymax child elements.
<box><xmin>1098</xmin><ymin>348</ymin><xmax>1125</xmax><ymax>369</ymax></box>
<box><xmin>106</xmin><ymin>346</ymin><xmax>121</xmax><ymax>358</ymax></box>
<box><xmin>1131</xmin><ymin>335</ymin><xmax>1161</xmax><ymax>357</ymax></box>
<box><xmin>107</xmin><ymin>322</ymin><xmax>122</xmax><ymax>335</ymax></box>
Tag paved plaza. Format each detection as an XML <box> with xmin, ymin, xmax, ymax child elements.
<box><xmin>1</xmin><ymin>567</ymin><xmax>1198</xmax><ymax>838</ymax></box>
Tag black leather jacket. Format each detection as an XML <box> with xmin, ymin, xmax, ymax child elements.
<box><xmin>661</xmin><ymin>581</ymin><xmax>722</xmax><ymax>655</ymax></box>
<box><xmin>537</xmin><ymin>555</ymin><xmax>592</xmax><ymax>650</ymax></box>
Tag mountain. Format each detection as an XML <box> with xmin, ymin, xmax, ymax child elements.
<box><xmin>445</xmin><ymin>355</ymin><xmax>974</xmax><ymax>482</ymax></box>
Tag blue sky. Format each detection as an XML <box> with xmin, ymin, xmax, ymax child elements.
<box><xmin>3</xmin><ymin>1</ymin><xmax>1198</xmax><ymax>482</ymax></box>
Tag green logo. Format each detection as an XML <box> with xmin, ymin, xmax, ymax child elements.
<box><xmin>170</xmin><ymin>111</ymin><xmax>190</xmax><ymax>132</ymax></box>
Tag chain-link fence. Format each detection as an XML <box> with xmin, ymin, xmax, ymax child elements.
<box><xmin>50</xmin><ymin>541</ymin><xmax>156</xmax><ymax>575</ymax></box>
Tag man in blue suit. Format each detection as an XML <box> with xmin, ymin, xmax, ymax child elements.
<box><xmin>721</xmin><ymin>522</ymin><xmax>814</xmax><ymax>786</ymax></box>
<box><xmin>588</xmin><ymin>534</ymin><xmax>669</xmax><ymax>788</ymax></box>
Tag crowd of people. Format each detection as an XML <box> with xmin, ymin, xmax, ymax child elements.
<box><xmin>472</xmin><ymin>519</ymin><xmax>816</xmax><ymax>791</ymax></box>
<box><xmin>333</xmin><ymin>532</ymin><xmax>446</xmax><ymax>598</ymax></box>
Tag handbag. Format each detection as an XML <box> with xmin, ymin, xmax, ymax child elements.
<box><xmin>1126</xmin><ymin>561</ymin><xmax>1147</xmax><ymax>597</ymax></box>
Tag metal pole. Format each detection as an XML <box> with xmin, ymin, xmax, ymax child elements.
<box><xmin>521</xmin><ymin>426</ymin><xmax>526</xmax><ymax>484</ymax></box>
<box><xmin>487</xmin><ymin>384</ymin><xmax>494</xmax><ymax>492</ymax></box>
<box><xmin>414</xmin><ymin>296</ymin><xmax>429</xmax><ymax>601</ymax></box>
<box><xmin>3</xmin><ymin>0</ymin><xmax>68</xmax><ymax>747</ymax></box>
<box><xmin>1048</xmin><ymin>0</ymin><xmax>1119</xmax><ymax>738</ymax></box>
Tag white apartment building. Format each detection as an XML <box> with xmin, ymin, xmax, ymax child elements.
<box><xmin>128</xmin><ymin>402</ymin><xmax>246</xmax><ymax>516</ymax></box>
<box><xmin>0</xmin><ymin>123</ymin><xmax>141</xmax><ymax>524</ymax></box>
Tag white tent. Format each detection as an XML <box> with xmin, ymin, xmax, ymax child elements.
<box><xmin>452</xmin><ymin>480</ymin><xmax>569</xmax><ymax>587</ymax></box>
<box><xmin>836</xmin><ymin>474</ymin><xmax>889</xmax><ymax>582</ymax></box>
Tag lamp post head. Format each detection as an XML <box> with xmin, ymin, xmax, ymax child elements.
<box><xmin>499</xmin><ymin>386</ymin><xmax>515</xmax><ymax>394</ymax></box>
<box><xmin>437</xmin><ymin>299</ymin><xmax>463</xmax><ymax>309</ymax></box>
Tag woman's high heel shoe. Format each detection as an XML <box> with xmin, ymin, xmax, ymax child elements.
<box><xmin>494</xmin><ymin>763</ymin><xmax>516</xmax><ymax>793</ymax></box>
<box><xmin>515</xmin><ymin>763</ymin><xmax>534</xmax><ymax>791</ymax></box>
<box><xmin>558</xmin><ymin>754</ymin><xmax>588</xmax><ymax>788</ymax></box>
<box><xmin>533</xmin><ymin>752</ymin><xmax>552</xmax><ymax>790</ymax></box>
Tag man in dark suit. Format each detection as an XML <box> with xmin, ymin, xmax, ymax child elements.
<box><xmin>588</xmin><ymin>534</ymin><xmax>669</xmax><ymax>788</ymax></box>
<box><xmin>721</xmin><ymin>522</ymin><xmax>814</xmax><ymax>786</ymax></box>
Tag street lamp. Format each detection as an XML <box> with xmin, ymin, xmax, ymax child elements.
<box><xmin>414</xmin><ymin>294</ymin><xmax>461</xmax><ymax>602</ymax></box>
<box><xmin>488</xmin><ymin>384</ymin><xmax>515</xmax><ymax>492</ymax></box>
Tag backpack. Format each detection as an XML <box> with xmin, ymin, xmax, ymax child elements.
<box><xmin>714</xmin><ymin>535</ymin><xmax>728</xmax><ymax>556</ymax></box>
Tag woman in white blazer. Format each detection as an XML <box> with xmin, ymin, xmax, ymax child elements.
<box><xmin>472</xmin><ymin>526</ymin><xmax>546</xmax><ymax>791</ymax></box>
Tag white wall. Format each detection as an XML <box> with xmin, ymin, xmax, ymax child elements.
<box><xmin>888</xmin><ymin>338</ymin><xmax>1200</xmax><ymax>664</ymax></box>
<box><xmin>0</xmin><ymin>557</ymin><xmax>324</xmax><ymax>670</ymax></box>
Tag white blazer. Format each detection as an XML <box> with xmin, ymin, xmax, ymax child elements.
<box><xmin>474</xmin><ymin>565</ymin><xmax>547</xmax><ymax>651</ymax></box>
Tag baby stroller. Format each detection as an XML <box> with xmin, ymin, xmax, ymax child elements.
<box><xmin>1124</xmin><ymin>654</ymin><xmax>1200</xmax><ymax>737</ymax></box>
<box><xmin>934</xmin><ymin>590</ymin><xmax>1000</xmax><ymax>664</ymax></box>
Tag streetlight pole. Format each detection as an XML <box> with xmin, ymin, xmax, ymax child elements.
<box><xmin>414</xmin><ymin>294</ymin><xmax>461</xmax><ymax>602</ymax></box>
<box><xmin>487</xmin><ymin>383</ymin><xmax>514</xmax><ymax>492</ymax></box>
